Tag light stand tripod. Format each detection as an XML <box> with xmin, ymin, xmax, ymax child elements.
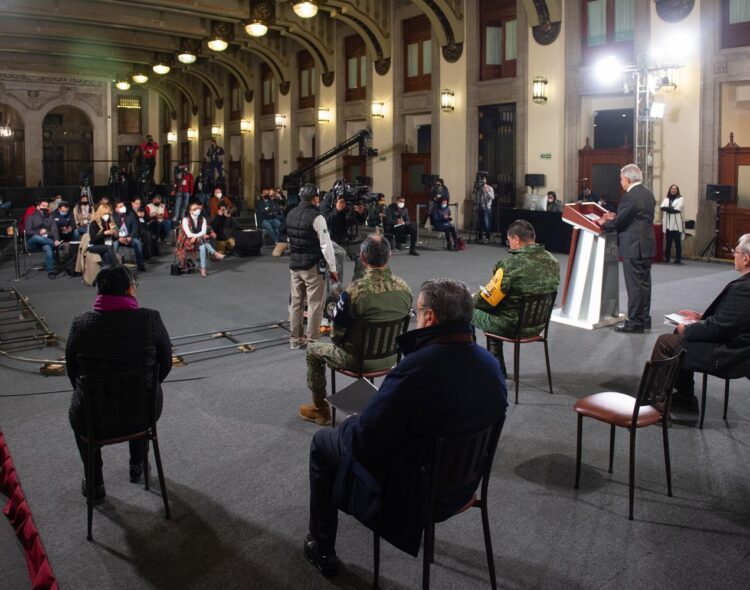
<box><xmin>700</xmin><ymin>201</ymin><xmax>731</xmax><ymax>261</ymax></box>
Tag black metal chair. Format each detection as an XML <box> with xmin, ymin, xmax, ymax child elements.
<box><xmin>327</xmin><ymin>315</ymin><xmax>410</xmax><ymax>426</ymax></box>
<box><xmin>483</xmin><ymin>291</ymin><xmax>557</xmax><ymax>404</ymax></box>
<box><xmin>574</xmin><ymin>351</ymin><xmax>684</xmax><ymax>520</ymax></box>
<box><xmin>373</xmin><ymin>417</ymin><xmax>506</xmax><ymax>590</ymax></box>
<box><xmin>698</xmin><ymin>372</ymin><xmax>745</xmax><ymax>430</ymax></box>
<box><xmin>78</xmin><ymin>365</ymin><xmax>170</xmax><ymax>541</ymax></box>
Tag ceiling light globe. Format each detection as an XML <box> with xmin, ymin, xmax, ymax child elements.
<box><xmin>177</xmin><ymin>51</ymin><xmax>197</xmax><ymax>64</ymax></box>
<box><xmin>207</xmin><ymin>37</ymin><xmax>228</xmax><ymax>52</ymax></box>
<box><xmin>152</xmin><ymin>63</ymin><xmax>170</xmax><ymax>75</ymax></box>
<box><xmin>245</xmin><ymin>21</ymin><xmax>268</xmax><ymax>37</ymax></box>
<box><xmin>293</xmin><ymin>2</ymin><xmax>319</xmax><ymax>18</ymax></box>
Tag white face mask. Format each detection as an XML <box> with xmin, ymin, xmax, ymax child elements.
<box><xmin>441</xmin><ymin>203</ymin><xmax>447</xmax><ymax>209</ymax></box>
<box><xmin>215</xmin><ymin>193</ymin><xmax>222</xmax><ymax>199</ymax></box>
<box><xmin>191</xmin><ymin>210</ymin><xmax>201</xmax><ymax>218</ymax></box>
<box><xmin>102</xmin><ymin>214</ymin><xmax>110</xmax><ymax>221</ymax></box>
<box><xmin>397</xmin><ymin>202</ymin><xmax>405</xmax><ymax>209</ymax></box>
<box><xmin>117</xmin><ymin>207</ymin><xmax>126</xmax><ymax>214</ymax></box>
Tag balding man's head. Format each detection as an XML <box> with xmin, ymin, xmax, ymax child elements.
<box><xmin>360</xmin><ymin>234</ymin><xmax>391</xmax><ymax>268</ymax></box>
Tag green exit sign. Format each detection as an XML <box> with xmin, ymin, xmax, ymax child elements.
<box><xmin>540</xmin><ymin>153</ymin><xmax>552</xmax><ymax>159</ymax></box>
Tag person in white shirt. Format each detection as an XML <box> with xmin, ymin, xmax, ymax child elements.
<box><xmin>176</xmin><ymin>202</ymin><xmax>224</xmax><ymax>277</ymax></box>
<box><xmin>478</xmin><ymin>176</ymin><xmax>495</xmax><ymax>242</ymax></box>
<box><xmin>660</xmin><ymin>184</ymin><xmax>685</xmax><ymax>264</ymax></box>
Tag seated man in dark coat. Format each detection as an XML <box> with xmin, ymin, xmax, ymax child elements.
<box><xmin>651</xmin><ymin>233</ymin><xmax>750</xmax><ymax>411</ymax></box>
<box><xmin>304</xmin><ymin>279</ymin><xmax>508</xmax><ymax>576</ymax></box>
<box><xmin>383</xmin><ymin>195</ymin><xmax>419</xmax><ymax>256</ymax></box>
<box><xmin>66</xmin><ymin>265</ymin><xmax>172</xmax><ymax>502</ymax></box>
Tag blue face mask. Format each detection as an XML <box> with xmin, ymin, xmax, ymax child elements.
<box><xmin>441</xmin><ymin>203</ymin><xmax>447</xmax><ymax>209</ymax></box>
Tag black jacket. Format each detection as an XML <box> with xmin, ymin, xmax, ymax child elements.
<box><xmin>334</xmin><ymin>322</ymin><xmax>508</xmax><ymax>556</ymax></box>
<box><xmin>210</xmin><ymin>215</ymin><xmax>237</xmax><ymax>242</ymax></box>
<box><xmin>602</xmin><ymin>183</ymin><xmax>655</xmax><ymax>258</ymax></box>
<box><xmin>113</xmin><ymin>210</ymin><xmax>141</xmax><ymax>240</ymax></box>
<box><xmin>384</xmin><ymin>204</ymin><xmax>412</xmax><ymax>232</ymax></box>
<box><xmin>24</xmin><ymin>209</ymin><xmax>60</xmax><ymax>241</ymax></box>
<box><xmin>66</xmin><ymin>307</ymin><xmax>172</xmax><ymax>434</ymax></box>
<box><xmin>683</xmin><ymin>272</ymin><xmax>750</xmax><ymax>378</ymax></box>
<box><xmin>286</xmin><ymin>201</ymin><xmax>322</xmax><ymax>271</ymax></box>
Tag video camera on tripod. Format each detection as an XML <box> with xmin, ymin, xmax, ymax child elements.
<box><xmin>330</xmin><ymin>178</ymin><xmax>379</xmax><ymax>208</ymax></box>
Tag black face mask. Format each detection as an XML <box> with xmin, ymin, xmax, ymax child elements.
<box><xmin>40</xmin><ymin>208</ymin><xmax>49</xmax><ymax>216</ymax></box>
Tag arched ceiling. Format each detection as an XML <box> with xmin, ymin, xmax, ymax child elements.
<box><xmin>0</xmin><ymin>0</ymin><xmax>469</xmax><ymax>89</ymax></box>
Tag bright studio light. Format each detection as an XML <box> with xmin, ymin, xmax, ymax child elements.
<box><xmin>594</xmin><ymin>55</ymin><xmax>622</xmax><ymax>86</ymax></box>
<box><xmin>649</xmin><ymin>102</ymin><xmax>666</xmax><ymax>119</ymax></box>
<box><xmin>651</xmin><ymin>32</ymin><xmax>694</xmax><ymax>64</ymax></box>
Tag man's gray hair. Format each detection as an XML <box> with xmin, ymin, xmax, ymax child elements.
<box><xmin>737</xmin><ymin>233</ymin><xmax>750</xmax><ymax>256</ymax></box>
<box><xmin>620</xmin><ymin>164</ymin><xmax>643</xmax><ymax>183</ymax></box>
<box><xmin>419</xmin><ymin>279</ymin><xmax>473</xmax><ymax>324</ymax></box>
<box><xmin>360</xmin><ymin>234</ymin><xmax>390</xmax><ymax>267</ymax></box>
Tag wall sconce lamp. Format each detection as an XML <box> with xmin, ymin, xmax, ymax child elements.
<box><xmin>532</xmin><ymin>76</ymin><xmax>548</xmax><ymax>104</ymax></box>
<box><xmin>167</xmin><ymin>131</ymin><xmax>177</xmax><ymax>143</ymax></box>
<box><xmin>275</xmin><ymin>114</ymin><xmax>286</xmax><ymax>128</ymax></box>
<box><xmin>240</xmin><ymin>119</ymin><xmax>253</xmax><ymax>133</ymax></box>
<box><xmin>317</xmin><ymin>108</ymin><xmax>331</xmax><ymax>124</ymax></box>
<box><xmin>440</xmin><ymin>89</ymin><xmax>455</xmax><ymax>112</ymax></box>
<box><xmin>186</xmin><ymin>128</ymin><xmax>198</xmax><ymax>140</ymax></box>
<box><xmin>211</xmin><ymin>125</ymin><xmax>221</xmax><ymax>136</ymax></box>
<box><xmin>371</xmin><ymin>100</ymin><xmax>385</xmax><ymax>119</ymax></box>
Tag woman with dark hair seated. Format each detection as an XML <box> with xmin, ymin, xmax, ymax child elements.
<box><xmin>66</xmin><ymin>264</ymin><xmax>172</xmax><ymax>502</ymax></box>
<box><xmin>87</xmin><ymin>203</ymin><xmax>118</xmax><ymax>266</ymax></box>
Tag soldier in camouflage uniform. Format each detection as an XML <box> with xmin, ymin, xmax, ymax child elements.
<box><xmin>473</xmin><ymin>219</ymin><xmax>560</xmax><ymax>375</ymax></box>
<box><xmin>300</xmin><ymin>234</ymin><xmax>412</xmax><ymax>425</ymax></box>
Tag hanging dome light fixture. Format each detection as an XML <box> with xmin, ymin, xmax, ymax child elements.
<box><xmin>131</xmin><ymin>67</ymin><xmax>149</xmax><ymax>84</ymax></box>
<box><xmin>115</xmin><ymin>79</ymin><xmax>131</xmax><ymax>91</ymax></box>
<box><xmin>292</xmin><ymin>1</ymin><xmax>318</xmax><ymax>18</ymax></box>
<box><xmin>207</xmin><ymin>35</ymin><xmax>229</xmax><ymax>52</ymax></box>
<box><xmin>245</xmin><ymin>0</ymin><xmax>274</xmax><ymax>37</ymax></box>
<box><xmin>177</xmin><ymin>50</ymin><xmax>197</xmax><ymax>64</ymax></box>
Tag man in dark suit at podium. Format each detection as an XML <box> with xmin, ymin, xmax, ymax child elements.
<box><xmin>597</xmin><ymin>164</ymin><xmax>655</xmax><ymax>333</ymax></box>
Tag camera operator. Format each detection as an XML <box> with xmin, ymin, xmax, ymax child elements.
<box><xmin>319</xmin><ymin>184</ymin><xmax>367</xmax><ymax>284</ymax></box>
<box><xmin>140</xmin><ymin>134</ymin><xmax>159</xmax><ymax>180</ymax></box>
<box><xmin>206</xmin><ymin>139</ymin><xmax>225</xmax><ymax>181</ymax></box>
<box><xmin>384</xmin><ymin>195</ymin><xmax>419</xmax><ymax>256</ymax></box>
<box><xmin>173</xmin><ymin>163</ymin><xmax>193</xmax><ymax>222</ymax></box>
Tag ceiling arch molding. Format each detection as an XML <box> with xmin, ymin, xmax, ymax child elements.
<box><xmin>213</xmin><ymin>55</ymin><xmax>254</xmax><ymax>102</ymax></box>
<box><xmin>175</xmin><ymin>67</ymin><xmax>224</xmax><ymax>110</ymax></box>
<box><xmin>162</xmin><ymin>77</ymin><xmax>200</xmax><ymax>117</ymax></box>
<box><xmin>272</xmin><ymin>26</ymin><xmax>334</xmax><ymax>86</ymax></box>
<box><xmin>243</xmin><ymin>45</ymin><xmax>290</xmax><ymax>91</ymax></box>
<box><xmin>323</xmin><ymin>6</ymin><xmax>392</xmax><ymax>76</ymax></box>
<box><xmin>143</xmin><ymin>80</ymin><xmax>178</xmax><ymax>120</ymax></box>
<box><xmin>411</xmin><ymin>0</ymin><xmax>465</xmax><ymax>62</ymax></box>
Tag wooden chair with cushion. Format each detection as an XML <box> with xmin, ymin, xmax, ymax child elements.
<box><xmin>78</xmin><ymin>365</ymin><xmax>170</xmax><ymax>541</ymax></box>
<box><xmin>327</xmin><ymin>315</ymin><xmax>410</xmax><ymax>426</ymax></box>
<box><xmin>372</xmin><ymin>417</ymin><xmax>506</xmax><ymax>590</ymax></box>
<box><xmin>484</xmin><ymin>291</ymin><xmax>557</xmax><ymax>404</ymax></box>
<box><xmin>573</xmin><ymin>351</ymin><xmax>684</xmax><ymax>520</ymax></box>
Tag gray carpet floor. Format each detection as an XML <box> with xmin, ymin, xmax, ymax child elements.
<box><xmin>1</xmin><ymin>237</ymin><xmax>749</xmax><ymax>589</ymax></box>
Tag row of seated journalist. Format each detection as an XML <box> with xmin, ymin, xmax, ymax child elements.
<box><xmin>64</xmin><ymin>227</ymin><xmax>750</xmax><ymax>576</ymax></box>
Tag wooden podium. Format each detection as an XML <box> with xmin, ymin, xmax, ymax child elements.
<box><xmin>551</xmin><ymin>203</ymin><xmax>623</xmax><ymax>329</ymax></box>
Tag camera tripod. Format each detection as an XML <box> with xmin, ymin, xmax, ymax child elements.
<box><xmin>701</xmin><ymin>202</ymin><xmax>732</xmax><ymax>261</ymax></box>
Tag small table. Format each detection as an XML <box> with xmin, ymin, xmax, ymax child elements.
<box><xmin>326</xmin><ymin>377</ymin><xmax>379</xmax><ymax>426</ymax></box>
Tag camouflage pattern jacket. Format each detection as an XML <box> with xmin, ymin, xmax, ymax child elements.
<box><xmin>473</xmin><ymin>243</ymin><xmax>560</xmax><ymax>337</ymax></box>
<box><xmin>332</xmin><ymin>267</ymin><xmax>412</xmax><ymax>371</ymax></box>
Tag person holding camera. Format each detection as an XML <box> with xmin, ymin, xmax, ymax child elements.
<box><xmin>173</xmin><ymin>163</ymin><xmax>193</xmax><ymax>222</ymax></box>
<box><xmin>384</xmin><ymin>195</ymin><xmax>419</xmax><ymax>256</ymax></box>
<box><xmin>140</xmin><ymin>134</ymin><xmax>159</xmax><ymax>180</ymax></box>
<box><xmin>210</xmin><ymin>204</ymin><xmax>238</xmax><ymax>255</ymax></box>
<box><xmin>206</xmin><ymin>139</ymin><xmax>225</xmax><ymax>181</ymax></box>
<box><xmin>176</xmin><ymin>202</ymin><xmax>225</xmax><ymax>277</ymax></box>
<box><xmin>319</xmin><ymin>186</ymin><xmax>368</xmax><ymax>286</ymax></box>
<box><xmin>286</xmin><ymin>184</ymin><xmax>338</xmax><ymax>349</ymax></box>
<box><xmin>430</xmin><ymin>196</ymin><xmax>459</xmax><ymax>251</ymax></box>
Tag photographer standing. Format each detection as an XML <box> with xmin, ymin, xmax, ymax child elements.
<box><xmin>140</xmin><ymin>134</ymin><xmax>159</xmax><ymax>180</ymax></box>
<box><xmin>206</xmin><ymin>139</ymin><xmax>225</xmax><ymax>182</ymax></box>
<box><xmin>286</xmin><ymin>184</ymin><xmax>338</xmax><ymax>349</ymax></box>
<box><xmin>319</xmin><ymin>185</ymin><xmax>367</xmax><ymax>286</ymax></box>
<box><xmin>173</xmin><ymin>163</ymin><xmax>193</xmax><ymax>222</ymax></box>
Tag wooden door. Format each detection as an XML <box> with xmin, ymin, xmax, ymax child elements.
<box><xmin>717</xmin><ymin>140</ymin><xmax>750</xmax><ymax>259</ymax></box>
<box><xmin>343</xmin><ymin>155</ymin><xmax>366</xmax><ymax>183</ymax></box>
<box><xmin>400</xmin><ymin>153</ymin><xmax>430</xmax><ymax>222</ymax></box>
<box><xmin>259</xmin><ymin>158</ymin><xmax>275</xmax><ymax>192</ymax></box>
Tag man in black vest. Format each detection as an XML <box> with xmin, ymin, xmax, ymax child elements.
<box><xmin>286</xmin><ymin>184</ymin><xmax>339</xmax><ymax>350</ymax></box>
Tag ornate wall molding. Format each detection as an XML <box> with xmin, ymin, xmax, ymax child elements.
<box><xmin>0</xmin><ymin>72</ymin><xmax>103</xmax><ymax>88</ymax></box>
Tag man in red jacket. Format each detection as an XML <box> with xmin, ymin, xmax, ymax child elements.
<box><xmin>173</xmin><ymin>163</ymin><xmax>193</xmax><ymax>221</ymax></box>
<box><xmin>140</xmin><ymin>134</ymin><xmax>159</xmax><ymax>180</ymax></box>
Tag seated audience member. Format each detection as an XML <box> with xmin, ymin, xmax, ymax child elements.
<box><xmin>384</xmin><ymin>195</ymin><xmax>419</xmax><ymax>256</ymax></box>
<box><xmin>208</xmin><ymin>187</ymin><xmax>236</xmax><ymax>218</ymax></box>
<box><xmin>430</xmin><ymin>196</ymin><xmax>459</xmax><ymax>251</ymax></box>
<box><xmin>52</xmin><ymin>201</ymin><xmax>78</xmax><ymax>242</ymax></box>
<box><xmin>87</xmin><ymin>204</ymin><xmax>119</xmax><ymax>267</ymax></box>
<box><xmin>546</xmin><ymin>191</ymin><xmax>564</xmax><ymax>213</ymax></box>
<box><xmin>210</xmin><ymin>204</ymin><xmax>238</xmax><ymax>255</ymax></box>
<box><xmin>112</xmin><ymin>200</ymin><xmax>146</xmax><ymax>272</ymax></box>
<box><xmin>301</xmin><ymin>235</ymin><xmax>412</xmax><ymax>425</ymax></box>
<box><xmin>257</xmin><ymin>187</ymin><xmax>285</xmax><ymax>244</ymax></box>
<box><xmin>176</xmin><ymin>202</ymin><xmax>224</xmax><ymax>277</ymax></box>
<box><xmin>473</xmin><ymin>220</ymin><xmax>560</xmax><ymax>376</ymax></box>
<box><xmin>146</xmin><ymin>194</ymin><xmax>172</xmax><ymax>244</ymax></box>
<box><xmin>304</xmin><ymin>279</ymin><xmax>508</xmax><ymax>576</ymax></box>
<box><xmin>66</xmin><ymin>264</ymin><xmax>172</xmax><ymax>502</ymax></box>
<box><xmin>651</xmin><ymin>233</ymin><xmax>750</xmax><ymax>411</ymax></box>
<box><xmin>74</xmin><ymin>196</ymin><xmax>92</xmax><ymax>235</ymax></box>
<box><xmin>130</xmin><ymin>197</ymin><xmax>155</xmax><ymax>257</ymax></box>
<box><xmin>24</xmin><ymin>199</ymin><xmax>61</xmax><ymax>279</ymax></box>
<box><xmin>578</xmin><ymin>187</ymin><xmax>597</xmax><ymax>202</ymax></box>
<box><xmin>50</xmin><ymin>193</ymin><xmax>64</xmax><ymax>212</ymax></box>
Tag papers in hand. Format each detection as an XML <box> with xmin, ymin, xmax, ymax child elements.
<box><xmin>664</xmin><ymin>313</ymin><xmax>697</xmax><ymax>326</ymax></box>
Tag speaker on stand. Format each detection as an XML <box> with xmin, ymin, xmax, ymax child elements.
<box><xmin>701</xmin><ymin>184</ymin><xmax>735</xmax><ymax>261</ymax></box>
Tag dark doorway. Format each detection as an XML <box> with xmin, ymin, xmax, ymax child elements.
<box><xmin>478</xmin><ymin>103</ymin><xmax>516</xmax><ymax>226</ymax></box>
<box><xmin>42</xmin><ymin>106</ymin><xmax>93</xmax><ymax>186</ymax></box>
<box><xmin>0</xmin><ymin>104</ymin><xmax>25</xmax><ymax>187</ymax></box>
<box><xmin>594</xmin><ymin>109</ymin><xmax>633</xmax><ymax>149</ymax></box>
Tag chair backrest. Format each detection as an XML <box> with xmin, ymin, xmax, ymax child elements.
<box><xmin>426</xmin><ymin>417</ymin><xmax>506</xmax><ymax>518</ymax></box>
<box><xmin>512</xmin><ymin>291</ymin><xmax>557</xmax><ymax>338</ymax></box>
<box><xmin>354</xmin><ymin>315</ymin><xmax>411</xmax><ymax>372</ymax></box>
<box><xmin>79</xmin><ymin>359</ymin><xmax>159</xmax><ymax>442</ymax></box>
<box><xmin>632</xmin><ymin>351</ymin><xmax>685</xmax><ymax>419</ymax></box>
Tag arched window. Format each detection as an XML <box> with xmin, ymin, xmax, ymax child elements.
<box><xmin>261</xmin><ymin>63</ymin><xmax>276</xmax><ymax>115</ymax></box>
